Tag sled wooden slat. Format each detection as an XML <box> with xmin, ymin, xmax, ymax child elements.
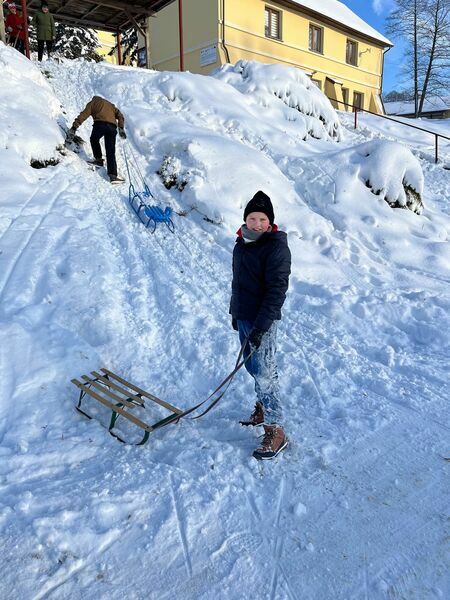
<box><xmin>87</xmin><ymin>371</ymin><xmax>146</xmax><ymax>406</ymax></box>
<box><xmin>100</xmin><ymin>367</ymin><xmax>183</xmax><ymax>415</ymax></box>
<box><xmin>72</xmin><ymin>368</ymin><xmax>184</xmax><ymax>445</ymax></box>
<box><xmin>80</xmin><ymin>376</ymin><xmax>139</xmax><ymax>409</ymax></box>
<box><xmin>71</xmin><ymin>379</ymin><xmax>153</xmax><ymax>432</ymax></box>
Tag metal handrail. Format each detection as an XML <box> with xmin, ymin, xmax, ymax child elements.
<box><xmin>334</xmin><ymin>99</ymin><xmax>450</xmax><ymax>164</ymax></box>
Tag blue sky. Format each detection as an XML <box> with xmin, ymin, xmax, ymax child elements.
<box><xmin>340</xmin><ymin>0</ymin><xmax>404</xmax><ymax>93</ymax></box>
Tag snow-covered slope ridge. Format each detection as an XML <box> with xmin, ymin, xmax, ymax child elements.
<box><xmin>0</xmin><ymin>44</ymin><xmax>63</xmax><ymax>163</ymax></box>
<box><xmin>0</xmin><ymin>48</ymin><xmax>449</xmax><ymax>600</ymax></box>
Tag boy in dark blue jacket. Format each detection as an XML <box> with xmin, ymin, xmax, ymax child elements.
<box><xmin>230</xmin><ymin>191</ymin><xmax>291</xmax><ymax>459</ymax></box>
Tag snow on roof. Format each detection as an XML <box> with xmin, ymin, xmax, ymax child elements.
<box><xmin>290</xmin><ymin>0</ymin><xmax>392</xmax><ymax>46</ymax></box>
<box><xmin>385</xmin><ymin>97</ymin><xmax>450</xmax><ymax>116</ymax></box>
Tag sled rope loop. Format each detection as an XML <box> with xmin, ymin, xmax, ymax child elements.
<box><xmin>122</xmin><ymin>142</ymin><xmax>174</xmax><ymax>234</ymax></box>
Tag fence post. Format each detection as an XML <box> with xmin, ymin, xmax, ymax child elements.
<box><xmin>435</xmin><ymin>135</ymin><xmax>438</xmax><ymax>164</ymax></box>
<box><xmin>354</xmin><ymin>107</ymin><xmax>358</xmax><ymax>129</ymax></box>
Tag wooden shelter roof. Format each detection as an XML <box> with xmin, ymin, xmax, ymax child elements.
<box><xmin>26</xmin><ymin>0</ymin><xmax>175</xmax><ymax>33</ymax></box>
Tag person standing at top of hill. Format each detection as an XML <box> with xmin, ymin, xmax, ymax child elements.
<box><xmin>33</xmin><ymin>1</ymin><xmax>55</xmax><ymax>61</ymax></box>
<box><xmin>66</xmin><ymin>95</ymin><xmax>127</xmax><ymax>184</ymax></box>
<box><xmin>230</xmin><ymin>190</ymin><xmax>291</xmax><ymax>460</ymax></box>
<box><xmin>5</xmin><ymin>3</ymin><xmax>25</xmax><ymax>54</ymax></box>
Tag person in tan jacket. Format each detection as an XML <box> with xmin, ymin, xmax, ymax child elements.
<box><xmin>67</xmin><ymin>96</ymin><xmax>127</xmax><ymax>184</ymax></box>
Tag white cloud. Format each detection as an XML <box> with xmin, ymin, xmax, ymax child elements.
<box><xmin>372</xmin><ymin>0</ymin><xmax>391</xmax><ymax>14</ymax></box>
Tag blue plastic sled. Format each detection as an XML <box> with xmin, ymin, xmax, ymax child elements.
<box><xmin>129</xmin><ymin>187</ymin><xmax>175</xmax><ymax>234</ymax></box>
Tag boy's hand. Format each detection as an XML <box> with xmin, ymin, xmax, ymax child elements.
<box><xmin>232</xmin><ymin>318</ymin><xmax>238</xmax><ymax>331</ymax></box>
<box><xmin>248</xmin><ymin>328</ymin><xmax>264</xmax><ymax>350</ymax></box>
<box><xmin>119</xmin><ymin>128</ymin><xmax>127</xmax><ymax>139</ymax></box>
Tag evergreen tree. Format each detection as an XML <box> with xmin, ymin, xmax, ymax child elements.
<box><xmin>383</xmin><ymin>90</ymin><xmax>414</xmax><ymax>102</ymax></box>
<box><xmin>53</xmin><ymin>24</ymin><xmax>102</xmax><ymax>61</ymax></box>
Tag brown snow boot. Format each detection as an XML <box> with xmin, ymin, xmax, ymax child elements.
<box><xmin>240</xmin><ymin>401</ymin><xmax>264</xmax><ymax>426</ymax></box>
<box><xmin>253</xmin><ymin>424</ymin><xmax>288</xmax><ymax>460</ymax></box>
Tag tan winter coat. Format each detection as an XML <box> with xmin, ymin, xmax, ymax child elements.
<box><xmin>72</xmin><ymin>96</ymin><xmax>125</xmax><ymax>130</ymax></box>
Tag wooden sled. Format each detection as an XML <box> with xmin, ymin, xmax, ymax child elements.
<box><xmin>72</xmin><ymin>368</ymin><xmax>183</xmax><ymax>445</ymax></box>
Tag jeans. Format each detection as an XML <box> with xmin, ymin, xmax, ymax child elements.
<box><xmin>237</xmin><ymin>319</ymin><xmax>282</xmax><ymax>424</ymax></box>
<box><xmin>37</xmin><ymin>40</ymin><xmax>53</xmax><ymax>61</ymax></box>
<box><xmin>90</xmin><ymin>121</ymin><xmax>117</xmax><ymax>176</ymax></box>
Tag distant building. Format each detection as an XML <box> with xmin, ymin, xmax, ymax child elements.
<box><xmin>385</xmin><ymin>97</ymin><xmax>450</xmax><ymax>120</ymax></box>
<box><xmin>146</xmin><ymin>0</ymin><xmax>393</xmax><ymax>114</ymax></box>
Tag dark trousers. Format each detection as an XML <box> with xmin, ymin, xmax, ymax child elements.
<box><xmin>9</xmin><ymin>38</ymin><xmax>25</xmax><ymax>54</ymax></box>
<box><xmin>37</xmin><ymin>40</ymin><xmax>53</xmax><ymax>61</ymax></box>
<box><xmin>90</xmin><ymin>121</ymin><xmax>117</xmax><ymax>176</ymax></box>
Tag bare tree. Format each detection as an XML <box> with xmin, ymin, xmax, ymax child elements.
<box><xmin>418</xmin><ymin>0</ymin><xmax>450</xmax><ymax>114</ymax></box>
<box><xmin>386</xmin><ymin>0</ymin><xmax>425</xmax><ymax>117</ymax></box>
<box><xmin>386</xmin><ymin>0</ymin><xmax>450</xmax><ymax>117</ymax></box>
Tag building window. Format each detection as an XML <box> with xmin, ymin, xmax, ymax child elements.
<box><xmin>265</xmin><ymin>7</ymin><xmax>281</xmax><ymax>40</ymax></box>
<box><xmin>342</xmin><ymin>87</ymin><xmax>349</xmax><ymax>109</ymax></box>
<box><xmin>353</xmin><ymin>91</ymin><xmax>364</xmax><ymax>110</ymax></box>
<box><xmin>309</xmin><ymin>24</ymin><xmax>323</xmax><ymax>53</ymax></box>
<box><xmin>346</xmin><ymin>39</ymin><xmax>358</xmax><ymax>66</ymax></box>
<box><xmin>311</xmin><ymin>79</ymin><xmax>322</xmax><ymax>90</ymax></box>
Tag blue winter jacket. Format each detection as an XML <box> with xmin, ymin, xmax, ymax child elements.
<box><xmin>230</xmin><ymin>226</ymin><xmax>291</xmax><ymax>331</ymax></box>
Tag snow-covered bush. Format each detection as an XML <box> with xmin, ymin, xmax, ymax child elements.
<box><xmin>157</xmin><ymin>155</ymin><xmax>190</xmax><ymax>191</ymax></box>
<box><xmin>357</xmin><ymin>141</ymin><xmax>424</xmax><ymax>214</ymax></box>
<box><xmin>213</xmin><ymin>60</ymin><xmax>342</xmax><ymax>141</ymax></box>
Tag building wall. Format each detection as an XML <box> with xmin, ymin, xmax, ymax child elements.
<box><xmin>96</xmin><ymin>30</ymin><xmax>120</xmax><ymax>65</ymax></box>
<box><xmin>148</xmin><ymin>0</ymin><xmax>219</xmax><ymax>73</ymax></box>
<box><xmin>148</xmin><ymin>0</ymin><xmax>388</xmax><ymax>113</ymax></box>
<box><xmin>223</xmin><ymin>0</ymin><xmax>386</xmax><ymax>113</ymax></box>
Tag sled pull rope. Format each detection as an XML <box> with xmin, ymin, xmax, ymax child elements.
<box><xmin>153</xmin><ymin>338</ymin><xmax>254</xmax><ymax>427</ymax></box>
<box><xmin>128</xmin><ymin>143</ymin><xmax>153</xmax><ymax>197</ymax></box>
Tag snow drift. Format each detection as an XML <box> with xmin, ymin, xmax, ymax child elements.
<box><xmin>0</xmin><ymin>43</ymin><xmax>63</xmax><ymax>164</ymax></box>
<box><xmin>213</xmin><ymin>59</ymin><xmax>342</xmax><ymax>141</ymax></box>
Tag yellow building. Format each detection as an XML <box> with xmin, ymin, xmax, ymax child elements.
<box><xmin>96</xmin><ymin>30</ymin><xmax>120</xmax><ymax>65</ymax></box>
<box><xmin>147</xmin><ymin>0</ymin><xmax>393</xmax><ymax>114</ymax></box>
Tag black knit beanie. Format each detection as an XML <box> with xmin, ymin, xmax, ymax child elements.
<box><xmin>243</xmin><ymin>190</ymin><xmax>274</xmax><ymax>225</ymax></box>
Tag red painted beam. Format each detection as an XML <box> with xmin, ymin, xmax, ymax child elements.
<box><xmin>21</xmin><ymin>0</ymin><xmax>30</xmax><ymax>59</ymax></box>
<box><xmin>117</xmin><ymin>29</ymin><xmax>122</xmax><ymax>64</ymax></box>
<box><xmin>178</xmin><ymin>0</ymin><xmax>184</xmax><ymax>71</ymax></box>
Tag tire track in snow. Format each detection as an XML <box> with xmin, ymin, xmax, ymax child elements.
<box><xmin>0</xmin><ymin>172</ymin><xmax>68</xmax><ymax>307</ymax></box>
<box><xmin>269</xmin><ymin>474</ymin><xmax>285</xmax><ymax>600</ymax></box>
<box><xmin>169</xmin><ymin>472</ymin><xmax>193</xmax><ymax>578</ymax></box>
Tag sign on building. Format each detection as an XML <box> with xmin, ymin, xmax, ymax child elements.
<box><xmin>200</xmin><ymin>45</ymin><xmax>217</xmax><ymax>67</ymax></box>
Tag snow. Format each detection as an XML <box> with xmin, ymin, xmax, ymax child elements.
<box><xmin>213</xmin><ymin>60</ymin><xmax>342</xmax><ymax>141</ymax></box>
<box><xmin>385</xmin><ymin>96</ymin><xmax>450</xmax><ymax>116</ymax></box>
<box><xmin>290</xmin><ymin>0</ymin><xmax>392</xmax><ymax>46</ymax></box>
<box><xmin>0</xmin><ymin>44</ymin><xmax>449</xmax><ymax>599</ymax></box>
<box><xmin>0</xmin><ymin>44</ymin><xmax>63</xmax><ymax>163</ymax></box>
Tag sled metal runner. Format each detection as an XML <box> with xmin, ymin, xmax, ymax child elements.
<box><xmin>72</xmin><ymin>368</ymin><xmax>183</xmax><ymax>445</ymax></box>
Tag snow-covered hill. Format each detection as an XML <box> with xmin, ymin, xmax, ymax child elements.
<box><xmin>0</xmin><ymin>44</ymin><xmax>449</xmax><ymax>599</ymax></box>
